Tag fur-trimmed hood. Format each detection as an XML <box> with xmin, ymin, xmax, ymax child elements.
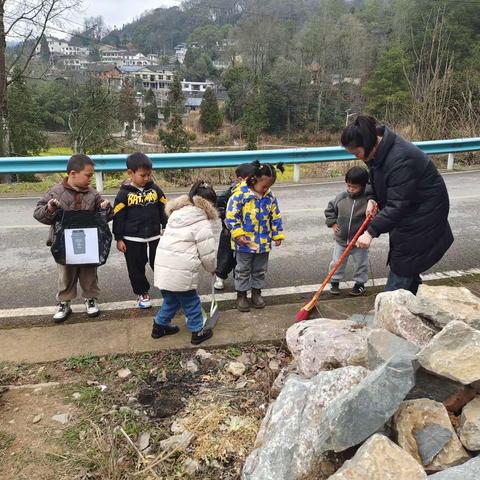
<box><xmin>166</xmin><ymin>194</ymin><xmax>218</xmax><ymax>220</ymax></box>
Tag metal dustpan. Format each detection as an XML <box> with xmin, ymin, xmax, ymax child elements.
<box><xmin>202</xmin><ymin>279</ymin><xmax>220</xmax><ymax>329</ymax></box>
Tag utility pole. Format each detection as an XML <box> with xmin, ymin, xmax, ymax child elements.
<box><xmin>345</xmin><ymin>108</ymin><xmax>357</xmax><ymax>126</ymax></box>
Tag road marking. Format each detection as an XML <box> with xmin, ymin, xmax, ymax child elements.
<box><xmin>1</xmin><ymin>266</ymin><xmax>479</xmax><ymax>319</ymax></box>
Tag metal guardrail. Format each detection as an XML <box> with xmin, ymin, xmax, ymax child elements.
<box><xmin>1</xmin><ymin>137</ymin><xmax>479</xmax><ymax>191</ymax></box>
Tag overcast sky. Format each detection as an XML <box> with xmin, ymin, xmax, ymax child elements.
<box><xmin>78</xmin><ymin>0</ymin><xmax>181</xmax><ymax>30</ymax></box>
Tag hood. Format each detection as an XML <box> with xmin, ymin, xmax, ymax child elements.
<box><xmin>166</xmin><ymin>194</ymin><xmax>218</xmax><ymax>228</ymax></box>
<box><xmin>120</xmin><ymin>179</ymin><xmax>155</xmax><ymax>192</ymax></box>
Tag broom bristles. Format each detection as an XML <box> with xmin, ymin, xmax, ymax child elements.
<box><xmin>295</xmin><ymin>308</ymin><xmax>311</xmax><ymax>322</ymax></box>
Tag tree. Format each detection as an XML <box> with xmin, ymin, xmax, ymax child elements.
<box><xmin>118</xmin><ymin>80</ymin><xmax>138</xmax><ymax>138</ymax></box>
<box><xmin>241</xmin><ymin>83</ymin><xmax>268</xmax><ymax>150</ymax></box>
<box><xmin>363</xmin><ymin>45</ymin><xmax>412</xmax><ymax>122</ymax></box>
<box><xmin>8</xmin><ymin>68</ymin><xmax>47</xmax><ymax>156</ymax></box>
<box><xmin>0</xmin><ymin>0</ymin><xmax>82</xmax><ymax>157</ymax></box>
<box><xmin>39</xmin><ymin>35</ymin><xmax>50</xmax><ymax>63</ymax></box>
<box><xmin>33</xmin><ymin>79</ymin><xmax>70</xmax><ymax>131</ymax></box>
<box><xmin>68</xmin><ymin>78</ymin><xmax>118</xmax><ymax>154</ymax></box>
<box><xmin>143</xmin><ymin>89</ymin><xmax>159</xmax><ymax>130</ymax></box>
<box><xmin>200</xmin><ymin>87</ymin><xmax>222</xmax><ymax>133</ymax></box>
<box><xmin>162</xmin><ymin>73</ymin><xmax>185</xmax><ymax>123</ymax></box>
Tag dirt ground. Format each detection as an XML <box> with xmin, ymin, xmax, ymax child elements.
<box><xmin>0</xmin><ymin>344</ymin><xmax>290</xmax><ymax>480</ymax></box>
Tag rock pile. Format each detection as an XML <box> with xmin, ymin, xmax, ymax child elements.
<box><xmin>242</xmin><ymin>285</ymin><xmax>480</xmax><ymax>479</ymax></box>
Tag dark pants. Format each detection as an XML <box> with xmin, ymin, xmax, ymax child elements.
<box><xmin>155</xmin><ymin>289</ymin><xmax>204</xmax><ymax>333</ymax></box>
<box><xmin>124</xmin><ymin>239</ymin><xmax>159</xmax><ymax>295</ymax></box>
<box><xmin>216</xmin><ymin>228</ymin><xmax>236</xmax><ymax>279</ymax></box>
<box><xmin>385</xmin><ymin>270</ymin><xmax>422</xmax><ymax>295</ymax></box>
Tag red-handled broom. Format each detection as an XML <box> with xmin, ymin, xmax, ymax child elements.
<box><xmin>295</xmin><ymin>213</ymin><xmax>375</xmax><ymax>322</ymax></box>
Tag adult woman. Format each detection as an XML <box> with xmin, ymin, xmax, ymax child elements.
<box><xmin>340</xmin><ymin>115</ymin><xmax>454</xmax><ymax>294</ymax></box>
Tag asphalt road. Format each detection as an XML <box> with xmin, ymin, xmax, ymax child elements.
<box><xmin>1</xmin><ymin>170</ymin><xmax>480</xmax><ymax>310</ymax></box>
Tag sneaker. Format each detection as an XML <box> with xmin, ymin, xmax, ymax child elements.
<box><xmin>330</xmin><ymin>282</ymin><xmax>341</xmax><ymax>295</ymax></box>
<box><xmin>349</xmin><ymin>283</ymin><xmax>365</xmax><ymax>297</ymax></box>
<box><xmin>53</xmin><ymin>301</ymin><xmax>72</xmax><ymax>323</ymax></box>
<box><xmin>85</xmin><ymin>298</ymin><xmax>100</xmax><ymax>318</ymax></box>
<box><xmin>137</xmin><ymin>293</ymin><xmax>152</xmax><ymax>309</ymax></box>
<box><xmin>251</xmin><ymin>288</ymin><xmax>266</xmax><ymax>309</ymax></box>
<box><xmin>214</xmin><ymin>277</ymin><xmax>225</xmax><ymax>290</ymax></box>
<box><xmin>236</xmin><ymin>291</ymin><xmax>250</xmax><ymax>312</ymax></box>
<box><xmin>151</xmin><ymin>322</ymin><xmax>180</xmax><ymax>339</ymax></box>
<box><xmin>191</xmin><ymin>328</ymin><xmax>213</xmax><ymax>345</ymax></box>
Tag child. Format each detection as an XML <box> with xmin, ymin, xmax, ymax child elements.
<box><xmin>113</xmin><ymin>152</ymin><xmax>168</xmax><ymax>309</ymax></box>
<box><xmin>324</xmin><ymin>166</ymin><xmax>370</xmax><ymax>296</ymax></box>
<box><xmin>214</xmin><ymin>162</ymin><xmax>256</xmax><ymax>290</ymax></box>
<box><xmin>33</xmin><ymin>154</ymin><xmax>111</xmax><ymax>322</ymax></box>
<box><xmin>152</xmin><ymin>181</ymin><xmax>218</xmax><ymax>345</ymax></box>
<box><xmin>225</xmin><ymin>161</ymin><xmax>284</xmax><ymax>312</ymax></box>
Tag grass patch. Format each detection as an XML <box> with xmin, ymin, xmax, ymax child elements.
<box><xmin>64</xmin><ymin>354</ymin><xmax>98</xmax><ymax>371</ymax></box>
<box><xmin>0</xmin><ymin>430</ymin><xmax>15</xmax><ymax>454</ymax></box>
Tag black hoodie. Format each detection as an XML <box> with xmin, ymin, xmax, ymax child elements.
<box><xmin>112</xmin><ymin>181</ymin><xmax>168</xmax><ymax>240</ymax></box>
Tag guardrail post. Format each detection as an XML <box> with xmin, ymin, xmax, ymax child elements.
<box><xmin>293</xmin><ymin>163</ymin><xmax>301</xmax><ymax>183</ymax></box>
<box><xmin>447</xmin><ymin>153</ymin><xmax>454</xmax><ymax>170</ymax></box>
<box><xmin>95</xmin><ymin>171</ymin><xmax>104</xmax><ymax>193</ymax></box>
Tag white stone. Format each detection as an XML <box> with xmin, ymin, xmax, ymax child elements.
<box><xmin>186</xmin><ymin>360</ymin><xmax>199</xmax><ymax>373</ymax></box>
<box><xmin>459</xmin><ymin>397</ymin><xmax>480</xmax><ymax>451</ymax></box>
<box><xmin>117</xmin><ymin>368</ymin><xmax>132</xmax><ymax>379</ymax></box>
<box><xmin>286</xmin><ymin>319</ymin><xmax>368</xmax><ymax>378</ymax></box>
<box><xmin>137</xmin><ymin>432</ymin><xmax>150</xmax><ymax>452</ymax></box>
<box><xmin>52</xmin><ymin>413</ymin><xmax>70</xmax><ymax>425</ymax></box>
<box><xmin>159</xmin><ymin>431</ymin><xmax>193</xmax><ymax>452</ymax></box>
<box><xmin>227</xmin><ymin>361</ymin><xmax>246</xmax><ymax>377</ymax></box>
<box><xmin>32</xmin><ymin>414</ymin><xmax>43</xmax><ymax>424</ymax></box>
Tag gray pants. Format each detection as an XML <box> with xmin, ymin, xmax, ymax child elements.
<box><xmin>56</xmin><ymin>264</ymin><xmax>100</xmax><ymax>302</ymax></box>
<box><xmin>235</xmin><ymin>252</ymin><xmax>269</xmax><ymax>292</ymax></box>
<box><xmin>329</xmin><ymin>242</ymin><xmax>369</xmax><ymax>285</ymax></box>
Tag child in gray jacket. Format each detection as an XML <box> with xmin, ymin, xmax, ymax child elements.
<box><xmin>324</xmin><ymin>166</ymin><xmax>370</xmax><ymax>296</ymax></box>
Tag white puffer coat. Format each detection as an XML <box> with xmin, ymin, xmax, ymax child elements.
<box><xmin>154</xmin><ymin>195</ymin><xmax>218</xmax><ymax>292</ymax></box>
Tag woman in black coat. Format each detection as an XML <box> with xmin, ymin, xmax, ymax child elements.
<box><xmin>340</xmin><ymin>115</ymin><xmax>454</xmax><ymax>294</ymax></box>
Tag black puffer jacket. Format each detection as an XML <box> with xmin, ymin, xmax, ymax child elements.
<box><xmin>366</xmin><ymin>127</ymin><xmax>454</xmax><ymax>277</ymax></box>
<box><xmin>113</xmin><ymin>181</ymin><xmax>168</xmax><ymax>240</ymax></box>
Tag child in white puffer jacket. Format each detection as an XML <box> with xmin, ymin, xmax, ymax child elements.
<box><xmin>152</xmin><ymin>181</ymin><xmax>218</xmax><ymax>345</ymax></box>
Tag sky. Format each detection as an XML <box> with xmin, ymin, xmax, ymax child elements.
<box><xmin>77</xmin><ymin>0</ymin><xmax>181</xmax><ymax>30</ymax></box>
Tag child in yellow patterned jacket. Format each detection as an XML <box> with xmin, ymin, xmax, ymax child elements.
<box><xmin>225</xmin><ymin>160</ymin><xmax>284</xmax><ymax>312</ymax></box>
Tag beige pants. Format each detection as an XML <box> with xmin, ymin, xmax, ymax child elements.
<box><xmin>56</xmin><ymin>264</ymin><xmax>100</xmax><ymax>302</ymax></box>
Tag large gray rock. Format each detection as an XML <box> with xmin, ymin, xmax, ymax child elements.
<box><xmin>415</xmin><ymin>285</ymin><xmax>480</xmax><ymax>330</ymax></box>
<box><xmin>459</xmin><ymin>396</ymin><xmax>480</xmax><ymax>451</ymax></box>
<box><xmin>318</xmin><ymin>354</ymin><xmax>416</xmax><ymax>452</ymax></box>
<box><xmin>242</xmin><ymin>366</ymin><xmax>369</xmax><ymax>480</ymax></box>
<box><xmin>394</xmin><ymin>398</ymin><xmax>470</xmax><ymax>472</ymax></box>
<box><xmin>417</xmin><ymin>321</ymin><xmax>480</xmax><ymax>385</ymax></box>
<box><xmin>374</xmin><ymin>290</ymin><xmax>437</xmax><ymax>347</ymax></box>
<box><xmin>286</xmin><ymin>319</ymin><xmax>368</xmax><ymax>378</ymax></box>
<box><xmin>367</xmin><ymin>328</ymin><xmax>419</xmax><ymax>370</ymax></box>
<box><xmin>427</xmin><ymin>456</ymin><xmax>480</xmax><ymax>479</ymax></box>
<box><xmin>328</xmin><ymin>434</ymin><xmax>427</xmax><ymax>480</ymax></box>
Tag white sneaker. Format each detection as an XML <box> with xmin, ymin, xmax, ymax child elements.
<box><xmin>214</xmin><ymin>277</ymin><xmax>225</xmax><ymax>290</ymax></box>
<box><xmin>137</xmin><ymin>293</ymin><xmax>152</xmax><ymax>309</ymax></box>
<box><xmin>53</xmin><ymin>301</ymin><xmax>72</xmax><ymax>323</ymax></box>
<box><xmin>85</xmin><ymin>298</ymin><xmax>100</xmax><ymax>318</ymax></box>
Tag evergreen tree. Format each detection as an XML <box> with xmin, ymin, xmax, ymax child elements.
<box><xmin>363</xmin><ymin>45</ymin><xmax>412</xmax><ymax>122</ymax></box>
<box><xmin>200</xmin><ymin>87</ymin><xmax>222</xmax><ymax>133</ymax></box>
<box><xmin>241</xmin><ymin>84</ymin><xmax>268</xmax><ymax>150</ymax></box>
<box><xmin>162</xmin><ymin>73</ymin><xmax>185</xmax><ymax>123</ymax></box>
<box><xmin>118</xmin><ymin>80</ymin><xmax>138</xmax><ymax>138</ymax></box>
<box><xmin>8</xmin><ymin>69</ymin><xmax>47</xmax><ymax>156</ymax></box>
<box><xmin>39</xmin><ymin>35</ymin><xmax>50</xmax><ymax>63</ymax></box>
<box><xmin>143</xmin><ymin>89</ymin><xmax>159</xmax><ymax>130</ymax></box>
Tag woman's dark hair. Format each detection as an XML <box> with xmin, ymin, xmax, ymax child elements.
<box><xmin>246</xmin><ymin>160</ymin><xmax>285</xmax><ymax>187</ymax></box>
<box><xmin>126</xmin><ymin>152</ymin><xmax>152</xmax><ymax>171</ymax></box>
<box><xmin>345</xmin><ymin>166</ymin><xmax>369</xmax><ymax>187</ymax></box>
<box><xmin>235</xmin><ymin>162</ymin><xmax>256</xmax><ymax>179</ymax></box>
<box><xmin>340</xmin><ymin>115</ymin><xmax>379</xmax><ymax>159</ymax></box>
<box><xmin>189</xmin><ymin>180</ymin><xmax>217</xmax><ymax>205</ymax></box>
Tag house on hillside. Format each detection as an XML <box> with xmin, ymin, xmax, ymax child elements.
<box><xmin>85</xmin><ymin>63</ymin><xmax>123</xmax><ymax>90</ymax></box>
<box><xmin>35</xmin><ymin>36</ymin><xmax>90</xmax><ymax>57</ymax></box>
<box><xmin>174</xmin><ymin>43</ymin><xmax>187</xmax><ymax>64</ymax></box>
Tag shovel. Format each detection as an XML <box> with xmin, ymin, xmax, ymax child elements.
<box><xmin>202</xmin><ymin>277</ymin><xmax>220</xmax><ymax>329</ymax></box>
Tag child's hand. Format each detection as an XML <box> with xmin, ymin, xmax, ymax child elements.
<box><xmin>47</xmin><ymin>198</ymin><xmax>60</xmax><ymax>213</ymax></box>
<box><xmin>236</xmin><ymin>236</ymin><xmax>250</xmax><ymax>247</ymax></box>
<box><xmin>332</xmin><ymin>223</ymin><xmax>340</xmax><ymax>234</ymax></box>
<box><xmin>275</xmin><ymin>239</ymin><xmax>282</xmax><ymax>247</ymax></box>
<box><xmin>100</xmin><ymin>200</ymin><xmax>110</xmax><ymax>209</ymax></box>
<box><xmin>116</xmin><ymin>240</ymin><xmax>127</xmax><ymax>253</ymax></box>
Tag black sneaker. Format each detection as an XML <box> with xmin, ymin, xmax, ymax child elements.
<box><xmin>151</xmin><ymin>323</ymin><xmax>180</xmax><ymax>339</ymax></box>
<box><xmin>330</xmin><ymin>282</ymin><xmax>341</xmax><ymax>295</ymax></box>
<box><xmin>349</xmin><ymin>283</ymin><xmax>365</xmax><ymax>296</ymax></box>
<box><xmin>191</xmin><ymin>328</ymin><xmax>213</xmax><ymax>345</ymax></box>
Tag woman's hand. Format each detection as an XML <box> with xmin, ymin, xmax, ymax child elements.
<box><xmin>332</xmin><ymin>223</ymin><xmax>340</xmax><ymax>234</ymax></box>
<box><xmin>366</xmin><ymin>200</ymin><xmax>378</xmax><ymax>217</ymax></box>
<box><xmin>356</xmin><ymin>231</ymin><xmax>372</xmax><ymax>249</ymax></box>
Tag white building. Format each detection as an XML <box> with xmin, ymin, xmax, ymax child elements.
<box><xmin>174</xmin><ymin>43</ymin><xmax>187</xmax><ymax>64</ymax></box>
<box><xmin>35</xmin><ymin>37</ymin><xmax>90</xmax><ymax>56</ymax></box>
